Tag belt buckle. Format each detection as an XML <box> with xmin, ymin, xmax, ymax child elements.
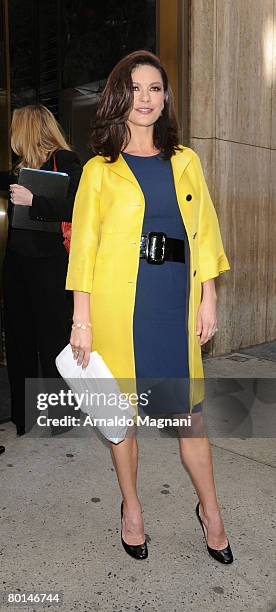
<box><xmin>146</xmin><ymin>232</ymin><xmax>166</xmax><ymax>264</ymax></box>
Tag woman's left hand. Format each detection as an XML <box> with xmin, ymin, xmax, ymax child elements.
<box><xmin>196</xmin><ymin>294</ymin><xmax>218</xmax><ymax>346</ymax></box>
<box><xmin>10</xmin><ymin>184</ymin><xmax>33</xmax><ymax>206</ymax></box>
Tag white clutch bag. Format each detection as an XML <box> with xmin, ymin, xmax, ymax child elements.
<box><xmin>55</xmin><ymin>344</ymin><xmax>136</xmax><ymax>444</ymax></box>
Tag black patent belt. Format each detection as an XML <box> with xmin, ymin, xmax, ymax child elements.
<box><xmin>140</xmin><ymin>232</ymin><xmax>185</xmax><ymax>265</ymax></box>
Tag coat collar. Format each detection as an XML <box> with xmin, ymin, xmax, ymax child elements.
<box><xmin>106</xmin><ymin>146</ymin><xmax>193</xmax><ymax>190</ymax></box>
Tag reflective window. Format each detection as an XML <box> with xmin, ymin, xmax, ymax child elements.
<box><xmin>61</xmin><ymin>0</ymin><xmax>156</xmax><ymax>88</ymax></box>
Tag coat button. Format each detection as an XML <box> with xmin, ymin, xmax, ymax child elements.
<box><xmin>186</xmin><ymin>194</ymin><xmax>192</xmax><ymax>201</ymax></box>
<box><xmin>193</xmin><ymin>270</ymin><xmax>196</xmax><ymax>276</ymax></box>
<box><xmin>193</xmin><ymin>232</ymin><xmax>197</xmax><ymax>239</ymax></box>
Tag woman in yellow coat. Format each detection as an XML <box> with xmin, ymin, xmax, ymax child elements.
<box><xmin>66</xmin><ymin>50</ymin><xmax>233</xmax><ymax>564</ymax></box>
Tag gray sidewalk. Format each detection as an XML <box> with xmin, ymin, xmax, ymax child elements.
<box><xmin>0</xmin><ymin>344</ymin><xmax>275</xmax><ymax>612</ymax></box>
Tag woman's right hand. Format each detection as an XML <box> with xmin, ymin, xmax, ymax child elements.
<box><xmin>70</xmin><ymin>327</ymin><xmax>92</xmax><ymax>369</ymax></box>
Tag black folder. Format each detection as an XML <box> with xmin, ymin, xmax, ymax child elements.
<box><xmin>10</xmin><ymin>168</ymin><xmax>70</xmax><ymax>232</ymax></box>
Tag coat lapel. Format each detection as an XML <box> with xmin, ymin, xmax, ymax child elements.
<box><xmin>107</xmin><ymin>153</ymin><xmax>143</xmax><ymax>193</ymax></box>
<box><xmin>170</xmin><ymin>146</ymin><xmax>194</xmax><ymax>186</ymax></box>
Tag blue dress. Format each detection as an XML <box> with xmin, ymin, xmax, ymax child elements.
<box><xmin>122</xmin><ymin>152</ymin><xmax>202</xmax><ymax>416</ymax></box>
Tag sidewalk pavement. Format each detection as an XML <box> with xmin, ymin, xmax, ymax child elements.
<box><xmin>0</xmin><ymin>343</ymin><xmax>275</xmax><ymax>612</ymax></box>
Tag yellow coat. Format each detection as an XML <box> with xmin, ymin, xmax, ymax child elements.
<box><xmin>65</xmin><ymin>146</ymin><xmax>230</xmax><ymax>412</ymax></box>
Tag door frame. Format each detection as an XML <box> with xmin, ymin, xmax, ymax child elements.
<box><xmin>157</xmin><ymin>0</ymin><xmax>190</xmax><ymax>144</ymax></box>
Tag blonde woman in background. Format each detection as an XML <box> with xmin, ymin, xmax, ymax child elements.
<box><xmin>0</xmin><ymin>104</ymin><xmax>82</xmax><ymax>436</ymax></box>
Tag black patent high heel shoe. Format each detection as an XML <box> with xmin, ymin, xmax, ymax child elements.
<box><xmin>120</xmin><ymin>501</ymin><xmax>148</xmax><ymax>560</ymax></box>
<box><xmin>196</xmin><ymin>502</ymin><xmax>233</xmax><ymax>564</ymax></box>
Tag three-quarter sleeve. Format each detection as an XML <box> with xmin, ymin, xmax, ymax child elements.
<box><xmin>193</xmin><ymin>152</ymin><xmax>230</xmax><ymax>283</ymax></box>
<box><xmin>65</xmin><ymin>158</ymin><xmax>103</xmax><ymax>294</ymax></box>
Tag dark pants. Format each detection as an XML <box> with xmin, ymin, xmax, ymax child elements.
<box><xmin>3</xmin><ymin>248</ymin><xmax>73</xmax><ymax>430</ymax></box>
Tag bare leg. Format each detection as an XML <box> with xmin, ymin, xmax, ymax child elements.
<box><xmin>109</xmin><ymin>425</ymin><xmax>145</xmax><ymax>545</ymax></box>
<box><xmin>178</xmin><ymin>421</ymin><xmax>229</xmax><ymax>549</ymax></box>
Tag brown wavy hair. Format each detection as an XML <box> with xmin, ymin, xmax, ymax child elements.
<box><xmin>90</xmin><ymin>50</ymin><xmax>181</xmax><ymax>162</ymax></box>
<box><xmin>11</xmin><ymin>104</ymin><xmax>71</xmax><ymax>172</ymax></box>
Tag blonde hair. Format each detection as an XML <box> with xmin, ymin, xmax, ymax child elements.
<box><xmin>11</xmin><ymin>104</ymin><xmax>71</xmax><ymax>172</ymax></box>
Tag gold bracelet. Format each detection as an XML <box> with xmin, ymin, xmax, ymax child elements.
<box><xmin>72</xmin><ymin>321</ymin><xmax>92</xmax><ymax>330</ymax></box>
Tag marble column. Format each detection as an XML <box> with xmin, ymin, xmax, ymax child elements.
<box><xmin>189</xmin><ymin>0</ymin><xmax>275</xmax><ymax>354</ymax></box>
